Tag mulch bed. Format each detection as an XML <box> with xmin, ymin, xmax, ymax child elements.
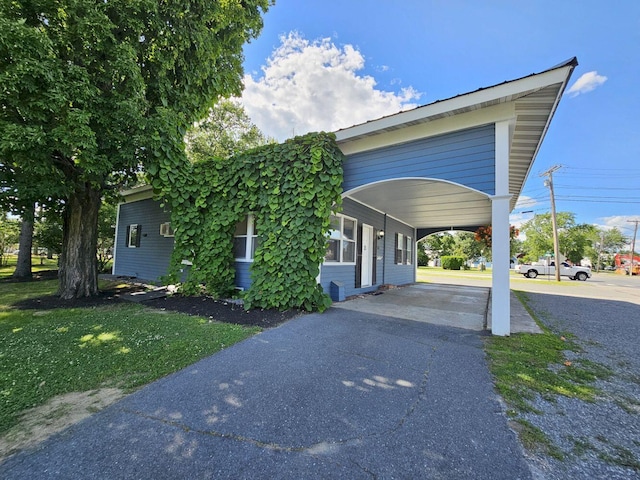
<box><xmin>7</xmin><ymin>271</ymin><xmax>303</xmax><ymax>329</ymax></box>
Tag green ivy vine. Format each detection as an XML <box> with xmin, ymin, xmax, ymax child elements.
<box><xmin>152</xmin><ymin>132</ymin><xmax>344</xmax><ymax>312</ymax></box>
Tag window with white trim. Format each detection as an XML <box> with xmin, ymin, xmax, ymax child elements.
<box><xmin>405</xmin><ymin>236</ymin><xmax>413</xmax><ymax>265</ymax></box>
<box><xmin>234</xmin><ymin>215</ymin><xmax>259</xmax><ymax>260</ymax></box>
<box><xmin>127</xmin><ymin>224</ymin><xmax>141</xmax><ymax>248</ymax></box>
<box><xmin>325</xmin><ymin>214</ymin><xmax>356</xmax><ymax>264</ymax></box>
<box><xmin>395</xmin><ymin>233</ymin><xmax>404</xmax><ymax>264</ymax></box>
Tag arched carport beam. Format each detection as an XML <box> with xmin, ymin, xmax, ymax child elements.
<box><xmin>342</xmin><ymin>177</ymin><xmax>494</xmax><ymax>234</ymax></box>
<box><xmin>417</xmin><ymin>226</ymin><xmax>485</xmax><ymax>241</ymax></box>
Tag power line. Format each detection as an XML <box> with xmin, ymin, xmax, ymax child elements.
<box><xmin>555</xmin><ymin>198</ymin><xmax>640</xmax><ymax>204</ymax></box>
<box><xmin>562</xmin><ymin>166</ymin><xmax>640</xmax><ymax>173</ymax></box>
<box><xmin>556</xmin><ymin>195</ymin><xmax>640</xmax><ymax>200</ymax></box>
<box><xmin>554</xmin><ymin>184</ymin><xmax>640</xmax><ymax>191</ymax></box>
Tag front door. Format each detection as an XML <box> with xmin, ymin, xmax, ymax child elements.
<box><xmin>361</xmin><ymin>224</ymin><xmax>373</xmax><ymax>287</ymax></box>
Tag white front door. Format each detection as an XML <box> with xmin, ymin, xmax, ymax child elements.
<box><xmin>361</xmin><ymin>224</ymin><xmax>373</xmax><ymax>287</ymax></box>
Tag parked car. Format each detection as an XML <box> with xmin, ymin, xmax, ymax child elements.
<box><xmin>515</xmin><ymin>262</ymin><xmax>592</xmax><ymax>281</ymax></box>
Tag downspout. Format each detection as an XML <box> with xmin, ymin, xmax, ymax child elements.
<box><xmin>382</xmin><ymin>213</ymin><xmax>387</xmax><ymax>285</ymax></box>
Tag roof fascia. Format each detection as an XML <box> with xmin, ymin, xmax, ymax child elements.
<box><xmin>120</xmin><ymin>184</ymin><xmax>153</xmax><ymax>203</ymax></box>
<box><xmin>335</xmin><ymin>64</ymin><xmax>575</xmax><ymax>144</ymax></box>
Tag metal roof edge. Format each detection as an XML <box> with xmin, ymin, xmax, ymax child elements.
<box><xmin>335</xmin><ymin>58</ymin><xmax>578</xmax><ymax>143</ymax></box>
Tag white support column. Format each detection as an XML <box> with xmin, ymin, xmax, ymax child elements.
<box><xmin>491</xmin><ymin>120</ymin><xmax>514</xmax><ymax>336</ymax></box>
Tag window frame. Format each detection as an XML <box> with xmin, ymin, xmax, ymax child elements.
<box><xmin>127</xmin><ymin>224</ymin><xmax>141</xmax><ymax>248</ymax></box>
<box><xmin>395</xmin><ymin>233</ymin><xmax>413</xmax><ymax>265</ymax></box>
<box><xmin>234</xmin><ymin>214</ymin><xmax>259</xmax><ymax>261</ymax></box>
<box><xmin>395</xmin><ymin>233</ymin><xmax>404</xmax><ymax>264</ymax></box>
<box><xmin>405</xmin><ymin>235</ymin><xmax>413</xmax><ymax>265</ymax></box>
<box><xmin>324</xmin><ymin>214</ymin><xmax>357</xmax><ymax>265</ymax></box>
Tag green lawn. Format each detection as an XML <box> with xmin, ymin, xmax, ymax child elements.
<box><xmin>0</xmin><ymin>255</ymin><xmax>61</xmax><ymax>279</ymax></box>
<box><xmin>0</xmin><ymin>277</ymin><xmax>260</xmax><ymax>434</ymax></box>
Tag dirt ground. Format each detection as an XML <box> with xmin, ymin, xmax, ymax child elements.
<box><xmin>12</xmin><ymin>272</ymin><xmax>303</xmax><ymax>328</ymax></box>
<box><xmin>1</xmin><ymin>273</ymin><xmax>303</xmax><ymax>462</ymax></box>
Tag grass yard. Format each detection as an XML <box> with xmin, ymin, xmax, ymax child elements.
<box><xmin>0</xmin><ymin>278</ymin><xmax>260</xmax><ymax>436</ymax></box>
<box><xmin>0</xmin><ymin>255</ymin><xmax>60</xmax><ymax>279</ymax></box>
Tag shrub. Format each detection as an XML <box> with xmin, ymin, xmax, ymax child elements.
<box><xmin>441</xmin><ymin>255</ymin><xmax>465</xmax><ymax>270</ymax></box>
<box><xmin>417</xmin><ymin>248</ymin><xmax>429</xmax><ymax>266</ymax></box>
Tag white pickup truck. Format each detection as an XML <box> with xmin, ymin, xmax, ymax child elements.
<box><xmin>515</xmin><ymin>262</ymin><xmax>592</xmax><ymax>281</ymax></box>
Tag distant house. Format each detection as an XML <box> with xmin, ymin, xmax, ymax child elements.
<box><xmin>113</xmin><ymin>59</ymin><xmax>577</xmax><ymax>335</ymax></box>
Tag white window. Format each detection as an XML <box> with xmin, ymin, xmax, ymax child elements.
<box><xmin>395</xmin><ymin>233</ymin><xmax>404</xmax><ymax>264</ymax></box>
<box><xmin>127</xmin><ymin>224</ymin><xmax>140</xmax><ymax>248</ymax></box>
<box><xmin>325</xmin><ymin>214</ymin><xmax>356</xmax><ymax>264</ymax></box>
<box><xmin>395</xmin><ymin>233</ymin><xmax>413</xmax><ymax>265</ymax></box>
<box><xmin>234</xmin><ymin>215</ymin><xmax>259</xmax><ymax>261</ymax></box>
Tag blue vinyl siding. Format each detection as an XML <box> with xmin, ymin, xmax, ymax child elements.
<box><xmin>320</xmin><ymin>198</ymin><xmax>415</xmax><ymax>298</ymax></box>
<box><xmin>234</xmin><ymin>262</ymin><xmax>252</xmax><ymax>290</ymax></box>
<box><xmin>382</xmin><ymin>217</ymin><xmax>416</xmax><ymax>287</ymax></box>
<box><xmin>343</xmin><ymin>124</ymin><xmax>495</xmax><ymax>195</ymax></box>
<box><xmin>113</xmin><ymin>199</ymin><xmax>173</xmax><ymax>283</ymax></box>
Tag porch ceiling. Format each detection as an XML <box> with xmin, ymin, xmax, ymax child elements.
<box><xmin>347</xmin><ymin>179</ymin><xmax>491</xmax><ymax>230</ymax></box>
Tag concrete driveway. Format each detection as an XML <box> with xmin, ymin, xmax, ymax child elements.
<box><xmin>334</xmin><ymin>283</ymin><xmax>541</xmax><ymax>334</ymax></box>
<box><xmin>0</xmin><ymin>303</ymin><xmax>532</xmax><ymax>479</ymax></box>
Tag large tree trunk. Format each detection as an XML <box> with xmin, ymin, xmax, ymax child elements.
<box><xmin>58</xmin><ymin>183</ymin><xmax>101</xmax><ymax>299</ymax></box>
<box><xmin>12</xmin><ymin>203</ymin><xmax>35</xmax><ymax>279</ymax></box>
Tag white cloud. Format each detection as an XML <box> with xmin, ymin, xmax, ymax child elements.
<box><xmin>597</xmin><ymin>215</ymin><xmax>640</xmax><ymax>232</ymax></box>
<box><xmin>566</xmin><ymin>71</ymin><xmax>607</xmax><ymax>97</ymax></box>
<box><xmin>514</xmin><ymin>195</ymin><xmax>537</xmax><ymax>210</ymax></box>
<box><xmin>240</xmin><ymin>32</ymin><xmax>421</xmax><ymax>141</ymax></box>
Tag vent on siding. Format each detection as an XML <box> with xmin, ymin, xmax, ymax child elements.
<box><xmin>160</xmin><ymin>222</ymin><xmax>174</xmax><ymax>237</ymax></box>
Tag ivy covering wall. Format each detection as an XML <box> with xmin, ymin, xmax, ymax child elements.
<box><xmin>152</xmin><ymin>132</ymin><xmax>344</xmax><ymax>312</ymax></box>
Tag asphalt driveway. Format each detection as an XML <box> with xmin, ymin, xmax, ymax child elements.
<box><xmin>0</xmin><ymin>306</ymin><xmax>531</xmax><ymax>479</ymax></box>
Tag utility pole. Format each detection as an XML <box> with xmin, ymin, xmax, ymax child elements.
<box><xmin>541</xmin><ymin>166</ymin><xmax>561</xmax><ymax>282</ymax></box>
<box><xmin>627</xmin><ymin>219</ymin><xmax>639</xmax><ymax>276</ymax></box>
<box><xmin>596</xmin><ymin>231</ymin><xmax>604</xmax><ymax>273</ymax></box>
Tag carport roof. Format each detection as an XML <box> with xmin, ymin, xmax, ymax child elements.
<box><xmin>334</xmin><ymin>58</ymin><xmax>578</xmax><ymax>233</ymax></box>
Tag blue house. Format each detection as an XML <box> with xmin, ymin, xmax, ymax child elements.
<box><xmin>113</xmin><ymin>59</ymin><xmax>577</xmax><ymax>335</ymax></box>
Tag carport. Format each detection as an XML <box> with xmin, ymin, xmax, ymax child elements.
<box><xmin>334</xmin><ymin>58</ymin><xmax>577</xmax><ymax>335</ymax></box>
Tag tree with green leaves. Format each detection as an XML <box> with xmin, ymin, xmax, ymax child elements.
<box><xmin>452</xmin><ymin>231</ymin><xmax>483</xmax><ymax>260</ymax></box>
<box><xmin>185</xmin><ymin>99</ymin><xmax>272</xmax><ymax>162</ymax></box>
<box><xmin>12</xmin><ymin>204</ymin><xmax>35</xmax><ymax>278</ymax></box>
<box><xmin>520</xmin><ymin>212</ymin><xmax>595</xmax><ymax>264</ymax></box>
<box><xmin>34</xmin><ymin>209</ymin><xmax>63</xmax><ymax>259</ymax></box>
<box><xmin>96</xmin><ymin>202</ymin><xmax>116</xmax><ymax>273</ymax></box>
<box><xmin>586</xmin><ymin>226</ymin><xmax>628</xmax><ymax>270</ymax></box>
<box><xmin>0</xmin><ymin>0</ymin><xmax>270</xmax><ymax>298</ymax></box>
<box><xmin>0</xmin><ymin>212</ymin><xmax>20</xmax><ymax>267</ymax></box>
<box><xmin>420</xmin><ymin>232</ymin><xmax>456</xmax><ymax>258</ymax></box>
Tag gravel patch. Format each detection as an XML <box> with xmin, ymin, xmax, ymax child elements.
<box><xmin>517</xmin><ymin>292</ymin><xmax>640</xmax><ymax>479</ymax></box>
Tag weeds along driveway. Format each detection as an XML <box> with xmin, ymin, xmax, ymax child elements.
<box><xmin>514</xmin><ymin>292</ymin><xmax>640</xmax><ymax>479</ymax></box>
<box><xmin>1</xmin><ymin>308</ymin><xmax>532</xmax><ymax>480</ymax></box>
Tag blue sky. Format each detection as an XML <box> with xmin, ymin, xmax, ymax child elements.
<box><xmin>239</xmin><ymin>0</ymin><xmax>640</xmax><ymax>236</ymax></box>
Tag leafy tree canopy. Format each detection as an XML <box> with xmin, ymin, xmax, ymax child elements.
<box><xmin>520</xmin><ymin>212</ymin><xmax>596</xmax><ymax>264</ymax></box>
<box><xmin>0</xmin><ymin>0</ymin><xmax>271</xmax><ymax>298</ymax></box>
<box><xmin>185</xmin><ymin>99</ymin><xmax>272</xmax><ymax>162</ymax></box>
